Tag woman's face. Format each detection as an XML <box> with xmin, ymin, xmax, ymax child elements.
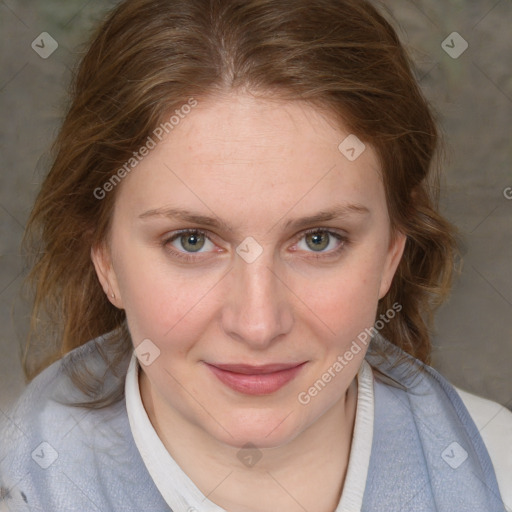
<box><xmin>92</xmin><ymin>92</ymin><xmax>405</xmax><ymax>449</ymax></box>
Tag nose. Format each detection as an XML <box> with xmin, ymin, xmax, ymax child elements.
<box><xmin>220</xmin><ymin>248</ymin><xmax>293</xmax><ymax>350</ymax></box>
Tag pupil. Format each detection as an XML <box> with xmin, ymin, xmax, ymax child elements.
<box><xmin>308</xmin><ymin>232</ymin><xmax>328</xmax><ymax>251</ymax></box>
<box><xmin>181</xmin><ymin>233</ymin><xmax>204</xmax><ymax>252</ymax></box>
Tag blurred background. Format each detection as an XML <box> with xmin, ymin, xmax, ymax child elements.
<box><xmin>0</xmin><ymin>0</ymin><xmax>511</xmax><ymax>413</ymax></box>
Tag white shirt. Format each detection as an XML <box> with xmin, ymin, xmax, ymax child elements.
<box><xmin>125</xmin><ymin>354</ymin><xmax>512</xmax><ymax>512</ymax></box>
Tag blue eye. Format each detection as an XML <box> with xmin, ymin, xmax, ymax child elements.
<box><xmin>162</xmin><ymin>228</ymin><xmax>348</xmax><ymax>263</ymax></box>
<box><xmin>298</xmin><ymin>229</ymin><xmax>345</xmax><ymax>253</ymax></box>
<box><xmin>164</xmin><ymin>229</ymin><xmax>214</xmax><ymax>259</ymax></box>
<box><xmin>174</xmin><ymin>231</ymin><xmax>210</xmax><ymax>252</ymax></box>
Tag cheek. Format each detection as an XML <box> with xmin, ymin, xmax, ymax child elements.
<box><xmin>303</xmin><ymin>250</ymin><xmax>386</xmax><ymax>336</ymax></box>
<box><xmin>113</xmin><ymin>241</ymin><xmax>219</xmax><ymax>343</ymax></box>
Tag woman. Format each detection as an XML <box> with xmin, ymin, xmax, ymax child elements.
<box><xmin>1</xmin><ymin>0</ymin><xmax>510</xmax><ymax>510</ymax></box>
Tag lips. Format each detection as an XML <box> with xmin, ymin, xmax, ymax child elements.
<box><xmin>211</xmin><ymin>363</ymin><xmax>302</xmax><ymax>374</ymax></box>
<box><xmin>205</xmin><ymin>361</ymin><xmax>307</xmax><ymax>395</ymax></box>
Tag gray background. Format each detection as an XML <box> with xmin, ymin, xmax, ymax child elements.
<box><xmin>0</xmin><ymin>0</ymin><xmax>511</xmax><ymax>413</ymax></box>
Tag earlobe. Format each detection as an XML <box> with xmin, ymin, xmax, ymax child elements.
<box><xmin>378</xmin><ymin>230</ymin><xmax>407</xmax><ymax>299</ymax></box>
<box><xmin>90</xmin><ymin>243</ymin><xmax>122</xmax><ymax>308</ymax></box>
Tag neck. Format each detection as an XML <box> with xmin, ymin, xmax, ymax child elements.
<box><xmin>140</xmin><ymin>370</ymin><xmax>358</xmax><ymax>512</ymax></box>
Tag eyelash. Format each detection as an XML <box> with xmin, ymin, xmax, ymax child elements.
<box><xmin>162</xmin><ymin>228</ymin><xmax>349</xmax><ymax>263</ymax></box>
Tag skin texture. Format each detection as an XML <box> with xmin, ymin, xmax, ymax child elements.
<box><xmin>92</xmin><ymin>91</ymin><xmax>406</xmax><ymax>512</ymax></box>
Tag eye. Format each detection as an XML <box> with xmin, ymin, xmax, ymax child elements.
<box><xmin>162</xmin><ymin>227</ymin><xmax>348</xmax><ymax>263</ymax></box>
<box><xmin>163</xmin><ymin>229</ymin><xmax>217</xmax><ymax>261</ymax></box>
<box><xmin>294</xmin><ymin>228</ymin><xmax>347</xmax><ymax>257</ymax></box>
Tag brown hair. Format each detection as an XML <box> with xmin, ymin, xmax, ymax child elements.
<box><xmin>22</xmin><ymin>0</ymin><xmax>458</xmax><ymax>406</ymax></box>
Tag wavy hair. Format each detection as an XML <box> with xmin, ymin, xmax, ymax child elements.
<box><xmin>22</xmin><ymin>0</ymin><xmax>458</xmax><ymax>407</ymax></box>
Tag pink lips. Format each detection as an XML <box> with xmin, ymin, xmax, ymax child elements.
<box><xmin>206</xmin><ymin>362</ymin><xmax>306</xmax><ymax>395</ymax></box>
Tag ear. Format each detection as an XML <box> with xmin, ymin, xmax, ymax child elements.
<box><xmin>91</xmin><ymin>242</ymin><xmax>123</xmax><ymax>308</ymax></box>
<box><xmin>378</xmin><ymin>229</ymin><xmax>407</xmax><ymax>299</ymax></box>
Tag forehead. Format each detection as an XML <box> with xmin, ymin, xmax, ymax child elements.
<box><xmin>172</xmin><ymin>92</ymin><xmax>375</xmax><ymax>169</ymax></box>
<box><xmin>113</xmin><ymin>92</ymin><xmax>385</xmax><ymax>229</ymax></box>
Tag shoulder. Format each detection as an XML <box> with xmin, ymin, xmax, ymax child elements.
<box><xmin>454</xmin><ymin>387</ymin><xmax>512</xmax><ymax>509</ymax></box>
<box><xmin>0</xmin><ymin>336</ymin><xmax>124</xmax><ymax>461</ymax></box>
<box><xmin>0</xmin><ymin>337</ymin><xmax>142</xmax><ymax>511</ymax></box>
<box><xmin>0</xmin><ymin>337</ymin><xmax>126</xmax><ymax>437</ymax></box>
<box><xmin>366</xmin><ymin>335</ymin><xmax>511</xmax><ymax>508</ymax></box>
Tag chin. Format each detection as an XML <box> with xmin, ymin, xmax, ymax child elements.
<box><xmin>203</xmin><ymin>407</ymin><xmax>307</xmax><ymax>450</ymax></box>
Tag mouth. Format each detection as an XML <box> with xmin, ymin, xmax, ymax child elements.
<box><xmin>205</xmin><ymin>361</ymin><xmax>307</xmax><ymax>395</ymax></box>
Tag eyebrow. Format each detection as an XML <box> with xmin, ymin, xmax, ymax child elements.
<box><xmin>138</xmin><ymin>203</ymin><xmax>370</xmax><ymax>232</ymax></box>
